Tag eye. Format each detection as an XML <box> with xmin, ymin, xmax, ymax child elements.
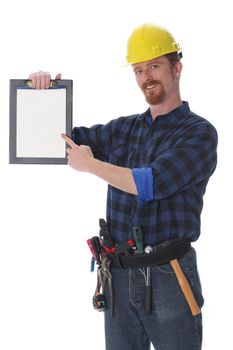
<box><xmin>134</xmin><ymin>69</ymin><xmax>143</xmax><ymax>75</ymax></box>
<box><xmin>151</xmin><ymin>64</ymin><xmax>159</xmax><ymax>70</ymax></box>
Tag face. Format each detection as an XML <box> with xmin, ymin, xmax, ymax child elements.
<box><xmin>132</xmin><ymin>56</ymin><xmax>182</xmax><ymax>105</ymax></box>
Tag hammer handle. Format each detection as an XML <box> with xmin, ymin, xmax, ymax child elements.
<box><xmin>170</xmin><ymin>259</ymin><xmax>201</xmax><ymax>316</ymax></box>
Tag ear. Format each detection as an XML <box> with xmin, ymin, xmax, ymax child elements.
<box><xmin>174</xmin><ymin>61</ymin><xmax>183</xmax><ymax>79</ymax></box>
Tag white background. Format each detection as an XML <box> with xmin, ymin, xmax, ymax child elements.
<box><xmin>0</xmin><ymin>0</ymin><xmax>232</xmax><ymax>349</ymax></box>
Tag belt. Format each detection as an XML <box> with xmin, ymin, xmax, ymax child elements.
<box><xmin>109</xmin><ymin>238</ymin><xmax>201</xmax><ymax>316</ymax></box>
<box><xmin>110</xmin><ymin>238</ymin><xmax>191</xmax><ymax>269</ymax></box>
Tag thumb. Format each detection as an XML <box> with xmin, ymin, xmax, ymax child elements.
<box><xmin>55</xmin><ymin>73</ymin><xmax>62</xmax><ymax>80</ymax></box>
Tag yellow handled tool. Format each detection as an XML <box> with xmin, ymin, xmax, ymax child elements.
<box><xmin>170</xmin><ymin>259</ymin><xmax>201</xmax><ymax>316</ymax></box>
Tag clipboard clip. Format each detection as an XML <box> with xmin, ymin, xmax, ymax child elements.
<box><xmin>25</xmin><ymin>80</ymin><xmax>57</xmax><ymax>88</ymax></box>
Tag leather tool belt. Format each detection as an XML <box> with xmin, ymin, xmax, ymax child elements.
<box><xmin>109</xmin><ymin>238</ymin><xmax>201</xmax><ymax>316</ymax></box>
<box><xmin>110</xmin><ymin>238</ymin><xmax>191</xmax><ymax>269</ymax></box>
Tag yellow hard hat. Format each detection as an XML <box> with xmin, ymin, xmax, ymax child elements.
<box><xmin>126</xmin><ymin>23</ymin><xmax>181</xmax><ymax>64</ymax></box>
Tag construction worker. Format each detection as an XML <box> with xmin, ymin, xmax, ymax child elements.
<box><xmin>29</xmin><ymin>23</ymin><xmax>218</xmax><ymax>350</ymax></box>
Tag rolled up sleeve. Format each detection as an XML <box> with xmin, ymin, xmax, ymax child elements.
<box><xmin>132</xmin><ymin>167</ymin><xmax>154</xmax><ymax>202</ymax></box>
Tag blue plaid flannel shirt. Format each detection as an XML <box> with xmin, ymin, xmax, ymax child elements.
<box><xmin>72</xmin><ymin>102</ymin><xmax>218</xmax><ymax>246</ymax></box>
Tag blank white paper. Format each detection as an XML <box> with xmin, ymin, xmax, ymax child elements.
<box><xmin>16</xmin><ymin>89</ymin><xmax>66</xmax><ymax>158</ymax></box>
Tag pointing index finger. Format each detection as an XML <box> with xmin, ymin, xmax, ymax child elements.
<box><xmin>61</xmin><ymin>133</ymin><xmax>77</xmax><ymax>147</ymax></box>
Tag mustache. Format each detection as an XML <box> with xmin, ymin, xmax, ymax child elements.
<box><xmin>142</xmin><ymin>80</ymin><xmax>161</xmax><ymax>90</ymax></box>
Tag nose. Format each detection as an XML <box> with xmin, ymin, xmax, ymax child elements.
<box><xmin>143</xmin><ymin>67</ymin><xmax>153</xmax><ymax>81</ymax></box>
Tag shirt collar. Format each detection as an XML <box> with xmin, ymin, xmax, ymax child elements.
<box><xmin>140</xmin><ymin>101</ymin><xmax>190</xmax><ymax>126</ymax></box>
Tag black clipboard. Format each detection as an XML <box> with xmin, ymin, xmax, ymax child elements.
<box><xmin>9</xmin><ymin>79</ymin><xmax>73</xmax><ymax>164</ymax></box>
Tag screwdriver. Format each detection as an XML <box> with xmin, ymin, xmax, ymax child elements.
<box><xmin>132</xmin><ymin>226</ymin><xmax>144</xmax><ymax>254</ymax></box>
<box><xmin>144</xmin><ymin>246</ymin><xmax>153</xmax><ymax>313</ymax></box>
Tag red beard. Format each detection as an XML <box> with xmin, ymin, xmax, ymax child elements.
<box><xmin>142</xmin><ymin>80</ymin><xmax>166</xmax><ymax>105</ymax></box>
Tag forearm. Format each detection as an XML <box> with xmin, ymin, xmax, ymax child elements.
<box><xmin>87</xmin><ymin>158</ymin><xmax>138</xmax><ymax>195</ymax></box>
<box><xmin>62</xmin><ymin>133</ymin><xmax>138</xmax><ymax>195</ymax></box>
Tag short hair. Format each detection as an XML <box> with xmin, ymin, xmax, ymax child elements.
<box><xmin>164</xmin><ymin>52</ymin><xmax>182</xmax><ymax>66</ymax></box>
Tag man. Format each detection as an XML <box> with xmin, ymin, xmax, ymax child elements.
<box><xmin>30</xmin><ymin>23</ymin><xmax>217</xmax><ymax>350</ymax></box>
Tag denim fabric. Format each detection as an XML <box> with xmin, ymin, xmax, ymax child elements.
<box><xmin>104</xmin><ymin>248</ymin><xmax>204</xmax><ymax>350</ymax></box>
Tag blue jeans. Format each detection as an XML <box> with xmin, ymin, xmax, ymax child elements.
<box><xmin>104</xmin><ymin>247</ymin><xmax>204</xmax><ymax>350</ymax></box>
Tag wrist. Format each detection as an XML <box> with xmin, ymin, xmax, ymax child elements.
<box><xmin>86</xmin><ymin>157</ymin><xmax>98</xmax><ymax>174</ymax></box>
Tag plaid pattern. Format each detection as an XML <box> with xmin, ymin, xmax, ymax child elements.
<box><xmin>72</xmin><ymin>102</ymin><xmax>218</xmax><ymax>246</ymax></box>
